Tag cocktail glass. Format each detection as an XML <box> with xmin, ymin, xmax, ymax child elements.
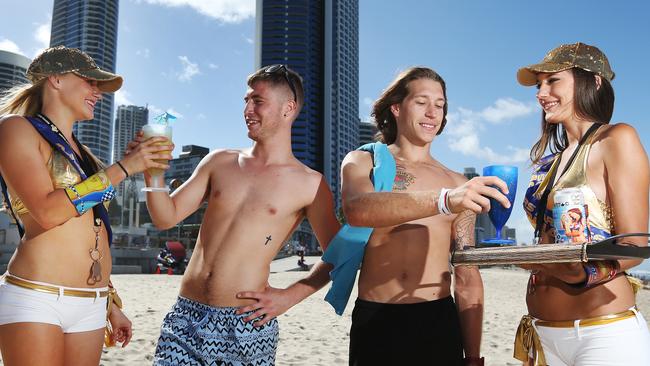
<box><xmin>482</xmin><ymin>165</ymin><xmax>518</xmax><ymax>245</ymax></box>
<box><xmin>141</xmin><ymin>114</ymin><xmax>173</xmax><ymax>192</ymax></box>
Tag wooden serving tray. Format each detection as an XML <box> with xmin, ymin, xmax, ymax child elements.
<box><xmin>451</xmin><ymin>233</ymin><xmax>650</xmax><ymax>266</ymax></box>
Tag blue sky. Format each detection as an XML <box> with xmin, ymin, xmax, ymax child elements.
<box><xmin>1</xmin><ymin>0</ymin><xmax>649</xmax><ymax>250</ymax></box>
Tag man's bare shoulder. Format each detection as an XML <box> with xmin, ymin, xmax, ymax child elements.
<box><xmin>448</xmin><ymin>169</ymin><xmax>469</xmax><ymax>187</ymax></box>
<box><xmin>425</xmin><ymin>159</ymin><xmax>466</xmax><ymax>185</ymax></box>
<box><xmin>199</xmin><ymin>148</ymin><xmax>246</xmax><ymax>167</ymax></box>
<box><xmin>289</xmin><ymin>158</ymin><xmax>326</xmax><ymax>185</ymax></box>
<box><xmin>343</xmin><ymin>149</ymin><xmax>373</xmax><ymax>167</ymax></box>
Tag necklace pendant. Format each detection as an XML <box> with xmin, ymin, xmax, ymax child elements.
<box><xmin>89</xmin><ymin>248</ymin><xmax>102</xmax><ymax>261</ymax></box>
<box><xmin>88</xmin><ymin>260</ymin><xmax>102</xmax><ymax>285</ymax></box>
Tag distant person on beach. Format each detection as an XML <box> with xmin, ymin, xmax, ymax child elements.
<box><xmin>137</xmin><ymin>65</ymin><xmax>340</xmax><ymax>365</ymax></box>
<box><xmin>0</xmin><ymin>46</ymin><xmax>168</xmax><ymax>364</ymax></box>
<box><xmin>516</xmin><ymin>42</ymin><xmax>650</xmax><ymax>365</ymax></box>
<box><xmin>333</xmin><ymin>67</ymin><xmax>511</xmax><ymax>366</ymax></box>
<box><xmin>294</xmin><ymin>242</ymin><xmax>306</xmax><ymax>267</ymax></box>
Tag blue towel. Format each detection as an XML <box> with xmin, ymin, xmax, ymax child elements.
<box><xmin>322</xmin><ymin>142</ymin><xmax>396</xmax><ymax>315</ymax></box>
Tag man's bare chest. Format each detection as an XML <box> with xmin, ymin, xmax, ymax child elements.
<box><xmin>392</xmin><ymin>162</ymin><xmax>455</xmax><ymax>192</ymax></box>
<box><xmin>207</xmin><ymin>169</ymin><xmax>308</xmax><ymax>217</ymax></box>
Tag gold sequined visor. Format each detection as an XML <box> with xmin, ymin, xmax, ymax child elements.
<box><xmin>517</xmin><ymin>42</ymin><xmax>614</xmax><ymax>86</ymax></box>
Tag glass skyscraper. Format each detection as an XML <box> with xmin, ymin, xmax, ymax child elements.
<box><xmin>256</xmin><ymin>0</ymin><xmax>359</xmax><ymax>208</ymax></box>
<box><xmin>0</xmin><ymin>50</ymin><xmax>30</xmax><ymax>92</ymax></box>
<box><xmin>113</xmin><ymin>105</ymin><xmax>148</xmax><ymax>197</ymax></box>
<box><xmin>50</xmin><ymin>0</ymin><xmax>120</xmax><ymax>164</ymax></box>
<box><xmin>0</xmin><ymin>50</ymin><xmax>30</xmax><ymax>229</ymax></box>
<box><xmin>359</xmin><ymin>120</ymin><xmax>378</xmax><ymax>146</ymax></box>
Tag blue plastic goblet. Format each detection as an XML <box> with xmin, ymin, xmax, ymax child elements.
<box><xmin>482</xmin><ymin>165</ymin><xmax>518</xmax><ymax>245</ymax></box>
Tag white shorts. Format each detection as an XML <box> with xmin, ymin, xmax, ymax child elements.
<box><xmin>0</xmin><ymin>275</ymin><xmax>108</xmax><ymax>333</ymax></box>
<box><xmin>534</xmin><ymin>308</ymin><xmax>650</xmax><ymax>366</ymax></box>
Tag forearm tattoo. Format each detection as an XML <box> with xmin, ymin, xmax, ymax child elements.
<box><xmin>393</xmin><ymin>164</ymin><xmax>415</xmax><ymax>190</ymax></box>
<box><xmin>265</xmin><ymin>235</ymin><xmax>272</xmax><ymax>245</ymax></box>
<box><xmin>453</xmin><ymin>210</ymin><xmax>476</xmax><ymax>250</ymax></box>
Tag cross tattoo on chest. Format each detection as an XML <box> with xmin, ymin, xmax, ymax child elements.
<box><xmin>265</xmin><ymin>235</ymin><xmax>272</xmax><ymax>245</ymax></box>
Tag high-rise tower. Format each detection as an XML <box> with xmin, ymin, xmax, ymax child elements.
<box><xmin>359</xmin><ymin>120</ymin><xmax>378</xmax><ymax>147</ymax></box>
<box><xmin>50</xmin><ymin>0</ymin><xmax>120</xmax><ymax>164</ymax></box>
<box><xmin>0</xmin><ymin>50</ymin><xmax>30</xmax><ymax>92</ymax></box>
<box><xmin>113</xmin><ymin>105</ymin><xmax>148</xmax><ymax>196</ymax></box>
<box><xmin>256</xmin><ymin>0</ymin><xmax>359</xmax><ymax>208</ymax></box>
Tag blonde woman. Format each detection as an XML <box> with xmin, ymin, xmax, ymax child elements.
<box><xmin>0</xmin><ymin>46</ymin><xmax>172</xmax><ymax>365</ymax></box>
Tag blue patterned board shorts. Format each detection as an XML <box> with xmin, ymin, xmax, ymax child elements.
<box><xmin>153</xmin><ymin>296</ymin><xmax>279</xmax><ymax>366</ymax></box>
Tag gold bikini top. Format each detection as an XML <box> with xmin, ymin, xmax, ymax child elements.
<box><xmin>524</xmin><ymin>125</ymin><xmax>615</xmax><ymax>241</ymax></box>
<box><xmin>9</xmin><ymin>147</ymin><xmax>106</xmax><ymax>216</ymax></box>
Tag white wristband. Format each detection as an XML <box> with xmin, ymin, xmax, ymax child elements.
<box><xmin>438</xmin><ymin>188</ymin><xmax>452</xmax><ymax>215</ymax></box>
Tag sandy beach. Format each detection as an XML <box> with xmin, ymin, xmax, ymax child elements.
<box><xmin>1</xmin><ymin>259</ymin><xmax>649</xmax><ymax>365</ymax></box>
<box><xmin>101</xmin><ymin>260</ymin><xmax>649</xmax><ymax>366</ymax></box>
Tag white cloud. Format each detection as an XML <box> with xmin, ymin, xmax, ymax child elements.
<box><xmin>446</xmin><ymin>98</ymin><xmax>533</xmax><ymax>164</ymax></box>
<box><xmin>0</xmin><ymin>39</ymin><xmax>23</xmax><ymax>55</ymax></box>
<box><xmin>141</xmin><ymin>0</ymin><xmax>255</xmax><ymax>23</ymax></box>
<box><xmin>480</xmin><ymin>98</ymin><xmax>535</xmax><ymax>123</ymax></box>
<box><xmin>177</xmin><ymin>56</ymin><xmax>200</xmax><ymax>82</ymax></box>
<box><xmin>449</xmin><ymin>134</ymin><xmax>529</xmax><ymax>164</ymax></box>
<box><xmin>208</xmin><ymin>63</ymin><xmax>219</xmax><ymax>69</ymax></box>
<box><xmin>136</xmin><ymin>48</ymin><xmax>150</xmax><ymax>58</ymax></box>
<box><xmin>115</xmin><ymin>90</ymin><xmax>134</xmax><ymax>107</ymax></box>
<box><xmin>34</xmin><ymin>22</ymin><xmax>50</xmax><ymax>48</ymax></box>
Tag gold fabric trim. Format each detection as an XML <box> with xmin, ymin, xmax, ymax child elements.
<box><xmin>514</xmin><ymin>315</ymin><xmax>547</xmax><ymax>366</ymax></box>
<box><xmin>104</xmin><ymin>286</ymin><xmax>123</xmax><ymax>347</ymax></box>
<box><xmin>535</xmin><ymin>309</ymin><xmax>636</xmax><ymax>328</ymax></box>
<box><xmin>4</xmin><ymin>274</ymin><xmax>108</xmax><ymax>298</ymax></box>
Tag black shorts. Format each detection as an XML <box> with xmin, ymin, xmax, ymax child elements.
<box><xmin>349</xmin><ymin>296</ymin><xmax>463</xmax><ymax>366</ymax></box>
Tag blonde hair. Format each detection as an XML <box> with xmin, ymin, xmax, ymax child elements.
<box><xmin>0</xmin><ymin>79</ymin><xmax>46</xmax><ymax>117</ymax></box>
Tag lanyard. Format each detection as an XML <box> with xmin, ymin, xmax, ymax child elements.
<box><xmin>28</xmin><ymin>114</ymin><xmax>112</xmax><ymax>244</ymax></box>
<box><xmin>534</xmin><ymin>123</ymin><xmax>601</xmax><ymax>241</ymax></box>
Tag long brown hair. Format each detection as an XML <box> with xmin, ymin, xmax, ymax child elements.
<box><xmin>372</xmin><ymin>67</ymin><xmax>448</xmax><ymax>145</ymax></box>
<box><xmin>530</xmin><ymin>67</ymin><xmax>614</xmax><ymax>164</ymax></box>
<box><xmin>0</xmin><ymin>80</ymin><xmax>46</xmax><ymax>117</ymax></box>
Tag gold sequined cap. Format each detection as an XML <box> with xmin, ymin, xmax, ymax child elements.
<box><xmin>517</xmin><ymin>42</ymin><xmax>615</xmax><ymax>86</ymax></box>
<box><xmin>27</xmin><ymin>46</ymin><xmax>123</xmax><ymax>92</ymax></box>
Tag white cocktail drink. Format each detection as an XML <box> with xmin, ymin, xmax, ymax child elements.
<box><xmin>142</xmin><ymin>123</ymin><xmax>172</xmax><ymax>192</ymax></box>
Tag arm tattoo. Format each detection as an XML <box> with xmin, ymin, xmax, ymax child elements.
<box><xmin>264</xmin><ymin>235</ymin><xmax>272</xmax><ymax>245</ymax></box>
<box><xmin>393</xmin><ymin>164</ymin><xmax>415</xmax><ymax>190</ymax></box>
<box><xmin>453</xmin><ymin>210</ymin><xmax>476</xmax><ymax>250</ymax></box>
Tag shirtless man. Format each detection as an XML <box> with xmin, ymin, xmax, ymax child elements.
<box><xmin>341</xmin><ymin>67</ymin><xmax>509</xmax><ymax>366</ymax></box>
<box><xmin>141</xmin><ymin>65</ymin><xmax>340</xmax><ymax>365</ymax></box>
